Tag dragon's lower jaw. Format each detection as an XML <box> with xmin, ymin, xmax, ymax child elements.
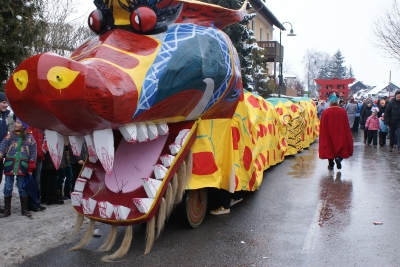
<box><xmin>67</xmin><ymin>120</ymin><xmax>197</xmax><ymax>225</ymax></box>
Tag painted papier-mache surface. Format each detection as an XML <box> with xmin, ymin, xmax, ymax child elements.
<box><xmin>5</xmin><ymin>0</ymin><xmax>319</xmax><ymax>260</ymax></box>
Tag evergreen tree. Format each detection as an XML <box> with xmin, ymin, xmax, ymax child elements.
<box><xmin>329</xmin><ymin>50</ymin><xmax>347</xmax><ymax>79</ymax></box>
<box><xmin>0</xmin><ymin>0</ymin><xmax>44</xmax><ymax>90</ymax></box>
<box><xmin>201</xmin><ymin>0</ymin><xmax>266</xmax><ymax>91</ymax></box>
<box><xmin>347</xmin><ymin>65</ymin><xmax>355</xmax><ymax>78</ymax></box>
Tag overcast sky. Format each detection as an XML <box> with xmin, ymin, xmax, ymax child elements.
<box><xmin>80</xmin><ymin>0</ymin><xmax>399</xmax><ymax>87</ymax></box>
<box><xmin>266</xmin><ymin>0</ymin><xmax>399</xmax><ymax>88</ymax></box>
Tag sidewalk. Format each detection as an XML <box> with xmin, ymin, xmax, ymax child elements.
<box><xmin>0</xmin><ymin>179</ymin><xmax>89</xmax><ymax>267</ymax></box>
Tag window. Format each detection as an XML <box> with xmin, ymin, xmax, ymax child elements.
<box><xmin>267</xmin><ymin>32</ymin><xmax>270</xmax><ymax>41</ymax></box>
<box><xmin>260</xmin><ymin>28</ymin><xmax>263</xmax><ymax>41</ymax></box>
<box><xmin>252</xmin><ymin>20</ymin><xmax>255</xmax><ymax>32</ymax></box>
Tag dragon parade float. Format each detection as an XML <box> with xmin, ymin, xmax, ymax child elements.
<box><xmin>5</xmin><ymin>0</ymin><xmax>319</xmax><ymax>261</ymax></box>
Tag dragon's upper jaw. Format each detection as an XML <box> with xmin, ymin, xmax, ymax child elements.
<box><xmin>6</xmin><ymin>52</ymin><xmax>139</xmax><ymax>136</ymax></box>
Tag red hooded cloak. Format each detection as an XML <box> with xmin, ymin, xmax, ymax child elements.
<box><xmin>319</xmin><ymin>106</ymin><xmax>353</xmax><ymax>159</ymax></box>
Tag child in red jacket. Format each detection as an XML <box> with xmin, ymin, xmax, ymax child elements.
<box><xmin>365</xmin><ymin>108</ymin><xmax>381</xmax><ymax>148</ymax></box>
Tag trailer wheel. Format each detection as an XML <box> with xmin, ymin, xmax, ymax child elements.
<box><xmin>185</xmin><ymin>188</ymin><xmax>207</xmax><ymax>228</ymax></box>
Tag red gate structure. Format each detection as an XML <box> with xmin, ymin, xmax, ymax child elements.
<box><xmin>315</xmin><ymin>78</ymin><xmax>355</xmax><ymax>100</ymax></box>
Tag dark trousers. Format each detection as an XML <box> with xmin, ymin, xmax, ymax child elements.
<box><xmin>367</xmin><ymin>130</ymin><xmax>378</xmax><ymax>146</ymax></box>
<box><xmin>389</xmin><ymin>126</ymin><xmax>399</xmax><ymax>148</ymax></box>
<box><xmin>70</xmin><ymin>163</ymin><xmax>83</xmax><ymax>191</ymax></box>
<box><xmin>41</xmin><ymin>169</ymin><xmax>59</xmax><ymax>204</ymax></box>
<box><xmin>364</xmin><ymin>127</ymin><xmax>368</xmax><ymax>142</ymax></box>
<box><xmin>0</xmin><ymin>159</ymin><xmax>3</xmax><ymax>185</ymax></box>
<box><xmin>379</xmin><ymin>132</ymin><xmax>387</xmax><ymax>146</ymax></box>
<box><xmin>352</xmin><ymin>116</ymin><xmax>360</xmax><ymax>132</ymax></box>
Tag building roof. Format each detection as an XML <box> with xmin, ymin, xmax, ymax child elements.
<box><xmin>248</xmin><ymin>0</ymin><xmax>285</xmax><ymax>30</ymax></box>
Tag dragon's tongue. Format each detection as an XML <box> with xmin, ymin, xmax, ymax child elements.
<box><xmin>105</xmin><ymin>135</ymin><xmax>169</xmax><ymax>194</ymax></box>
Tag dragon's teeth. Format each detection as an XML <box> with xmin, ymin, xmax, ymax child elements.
<box><xmin>93</xmin><ymin>129</ymin><xmax>114</xmax><ymax>175</ymax></box>
<box><xmin>68</xmin><ymin>136</ymin><xmax>84</xmax><ymax>156</ymax></box>
<box><xmin>142</xmin><ymin>178</ymin><xmax>162</xmax><ymax>198</ymax></box>
<box><xmin>133</xmin><ymin>198</ymin><xmax>154</xmax><ymax>214</ymax></box>
<box><xmin>169</xmin><ymin>143</ymin><xmax>181</xmax><ymax>155</ymax></box>
<box><xmin>156</xmin><ymin>123</ymin><xmax>169</xmax><ymax>135</ymax></box>
<box><xmin>80</xmin><ymin>166</ymin><xmax>93</xmax><ymax>179</ymax></box>
<box><xmin>147</xmin><ymin>123</ymin><xmax>158</xmax><ymax>140</ymax></box>
<box><xmin>154</xmin><ymin>164</ymin><xmax>168</xmax><ymax>180</ymax></box>
<box><xmin>137</xmin><ymin>123</ymin><xmax>148</xmax><ymax>143</ymax></box>
<box><xmin>160</xmin><ymin>154</ymin><xmax>175</xmax><ymax>167</ymax></box>
<box><xmin>44</xmin><ymin>130</ymin><xmax>64</xmax><ymax>169</ymax></box>
<box><xmin>84</xmin><ymin>134</ymin><xmax>98</xmax><ymax>163</ymax></box>
<box><xmin>71</xmin><ymin>192</ymin><xmax>83</xmax><ymax>206</ymax></box>
<box><xmin>175</xmin><ymin>129</ymin><xmax>190</xmax><ymax>146</ymax></box>
<box><xmin>113</xmin><ymin>204</ymin><xmax>131</xmax><ymax>220</ymax></box>
<box><xmin>74</xmin><ymin>178</ymin><xmax>87</xmax><ymax>192</ymax></box>
<box><xmin>81</xmin><ymin>197</ymin><xmax>97</xmax><ymax>215</ymax></box>
<box><xmin>98</xmin><ymin>201</ymin><xmax>114</xmax><ymax>219</ymax></box>
<box><xmin>119</xmin><ymin>123</ymin><xmax>137</xmax><ymax>144</ymax></box>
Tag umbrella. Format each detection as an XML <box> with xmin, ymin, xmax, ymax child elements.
<box><xmin>22</xmin><ymin>174</ymin><xmax>40</xmax><ymax>205</ymax></box>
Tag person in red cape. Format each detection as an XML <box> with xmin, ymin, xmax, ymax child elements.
<box><xmin>319</xmin><ymin>90</ymin><xmax>354</xmax><ymax>170</ymax></box>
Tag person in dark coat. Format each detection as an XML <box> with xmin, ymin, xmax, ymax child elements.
<box><xmin>384</xmin><ymin>90</ymin><xmax>400</xmax><ymax>152</ymax></box>
<box><xmin>319</xmin><ymin>90</ymin><xmax>354</xmax><ymax>170</ymax></box>
<box><xmin>0</xmin><ymin>92</ymin><xmax>10</xmax><ymax>213</ymax></box>
<box><xmin>360</xmin><ymin>100</ymin><xmax>373</xmax><ymax>143</ymax></box>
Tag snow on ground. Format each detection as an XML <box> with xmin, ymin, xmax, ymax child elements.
<box><xmin>0</xmin><ymin>179</ymin><xmax>89</xmax><ymax>267</ymax></box>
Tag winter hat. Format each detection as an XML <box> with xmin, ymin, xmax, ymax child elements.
<box><xmin>395</xmin><ymin>90</ymin><xmax>400</xmax><ymax>97</ymax></box>
<box><xmin>16</xmin><ymin>118</ymin><xmax>28</xmax><ymax>129</ymax></box>
<box><xmin>371</xmin><ymin>107</ymin><xmax>379</xmax><ymax>114</ymax></box>
<box><xmin>0</xmin><ymin>92</ymin><xmax>6</xmax><ymax>102</ymax></box>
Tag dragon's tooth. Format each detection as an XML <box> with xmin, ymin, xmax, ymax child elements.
<box><xmin>84</xmin><ymin>134</ymin><xmax>98</xmax><ymax>163</ymax></box>
<box><xmin>156</xmin><ymin>123</ymin><xmax>169</xmax><ymax>135</ymax></box>
<box><xmin>113</xmin><ymin>205</ymin><xmax>131</xmax><ymax>220</ymax></box>
<box><xmin>133</xmin><ymin>198</ymin><xmax>154</xmax><ymax>214</ymax></box>
<box><xmin>44</xmin><ymin>130</ymin><xmax>64</xmax><ymax>170</ymax></box>
<box><xmin>137</xmin><ymin>123</ymin><xmax>148</xmax><ymax>142</ymax></box>
<box><xmin>81</xmin><ymin>197</ymin><xmax>97</xmax><ymax>215</ymax></box>
<box><xmin>160</xmin><ymin>154</ymin><xmax>175</xmax><ymax>168</ymax></box>
<box><xmin>74</xmin><ymin>178</ymin><xmax>87</xmax><ymax>192</ymax></box>
<box><xmin>80</xmin><ymin>166</ymin><xmax>93</xmax><ymax>179</ymax></box>
<box><xmin>119</xmin><ymin>123</ymin><xmax>137</xmax><ymax>144</ymax></box>
<box><xmin>154</xmin><ymin>164</ymin><xmax>168</xmax><ymax>180</ymax></box>
<box><xmin>175</xmin><ymin>129</ymin><xmax>191</xmax><ymax>146</ymax></box>
<box><xmin>68</xmin><ymin>136</ymin><xmax>84</xmax><ymax>156</ymax></box>
<box><xmin>142</xmin><ymin>178</ymin><xmax>162</xmax><ymax>198</ymax></box>
<box><xmin>93</xmin><ymin>129</ymin><xmax>114</xmax><ymax>175</ymax></box>
<box><xmin>147</xmin><ymin>123</ymin><xmax>158</xmax><ymax>140</ymax></box>
<box><xmin>169</xmin><ymin>143</ymin><xmax>181</xmax><ymax>155</ymax></box>
<box><xmin>98</xmin><ymin>201</ymin><xmax>114</xmax><ymax>219</ymax></box>
<box><xmin>71</xmin><ymin>192</ymin><xmax>83</xmax><ymax>206</ymax></box>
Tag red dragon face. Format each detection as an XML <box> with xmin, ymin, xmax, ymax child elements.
<box><xmin>5</xmin><ymin>0</ymin><xmax>247</xmax><ymax>257</ymax></box>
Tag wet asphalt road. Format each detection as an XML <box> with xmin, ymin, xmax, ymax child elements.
<box><xmin>18</xmin><ymin>131</ymin><xmax>400</xmax><ymax>267</ymax></box>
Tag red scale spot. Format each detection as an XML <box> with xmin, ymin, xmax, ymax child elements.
<box><xmin>247</xmin><ymin>95</ymin><xmax>260</xmax><ymax>109</ymax></box>
<box><xmin>291</xmin><ymin>104</ymin><xmax>298</xmax><ymax>112</ymax></box>
<box><xmin>276</xmin><ymin>107</ymin><xmax>283</xmax><ymax>115</ymax></box>
<box><xmin>243</xmin><ymin>146</ymin><xmax>252</xmax><ymax>171</ymax></box>
<box><xmin>262</xmin><ymin>100</ymin><xmax>268</xmax><ymax>110</ymax></box>
<box><xmin>255</xmin><ymin>158</ymin><xmax>262</xmax><ymax>171</ymax></box>
<box><xmin>232</xmin><ymin>126</ymin><xmax>240</xmax><ymax>150</ymax></box>
<box><xmin>192</xmin><ymin>152</ymin><xmax>218</xmax><ymax>175</ymax></box>
<box><xmin>259</xmin><ymin>153</ymin><xmax>266</xmax><ymax>166</ymax></box>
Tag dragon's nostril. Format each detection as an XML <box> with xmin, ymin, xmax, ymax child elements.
<box><xmin>47</xmin><ymin>66</ymin><xmax>80</xmax><ymax>90</ymax></box>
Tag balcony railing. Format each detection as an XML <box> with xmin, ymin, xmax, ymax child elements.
<box><xmin>257</xmin><ymin>41</ymin><xmax>284</xmax><ymax>62</ymax></box>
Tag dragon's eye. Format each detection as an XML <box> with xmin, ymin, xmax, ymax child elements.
<box><xmin>130</xmin><ymin>6</ymin><xmax>157</xmax><ymax>33</ymax></box>
<box><xmin>88</xmin><ymin>10</ymin><xmax>107</xmax><ymax>34</ymax></box>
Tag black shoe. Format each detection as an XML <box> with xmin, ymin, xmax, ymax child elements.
<box><xmin>328</xmin><ymin>159</ymin><xmax>335</xmax><ymax>170</ymax></box>
<box><xmin>335</xmin><ymin>157</ymin><xmax>342</xmax><ymax>169</ymax></box>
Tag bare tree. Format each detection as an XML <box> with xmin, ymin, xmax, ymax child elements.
<box><xmin>373</xmin><ymin>0</ymin><xmax>400</xmax><ymax>62</ymax></box>
<box><xmin>35</xmin><ymin>0</ymin><xmax>92</xmax><ymax>57</ymax></box>
<box><xmin>302</xmin><ymin>49</ymin><xmax>330</xmax><ymax>97</ymax></box>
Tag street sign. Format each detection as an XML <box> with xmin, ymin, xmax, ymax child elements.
<box><xmin>303</xmin><ymin>91</ymin><xmax>311</xmax><ymax>94</ymax></box>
